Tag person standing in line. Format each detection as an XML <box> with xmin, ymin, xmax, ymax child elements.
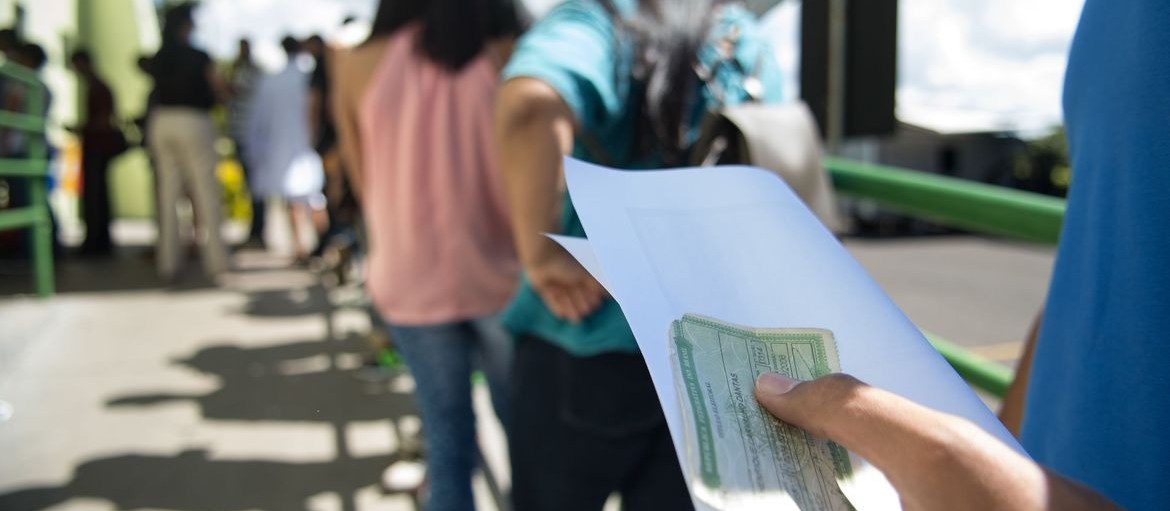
<box><xmin>304</xmin><ymin>33</ymin><xmax>356</xmax><ymax>259</ymax></box>
<box><xmin>244</xmin><ymin>36</ymin><xmax>323</xmax><ymax>265</ymax></box>
<box><xmin>2</xmin><ymin>42</ymin><xmax>56</xmax><ymax>256</ymax></box>
<box><xmin>227</xmin><ymin>39</ymin><xmax>264</xmax><ymax>247</ymax></box>
<box><xmin>494</xmin><ymin>0</ymin><xmax>782</xmax><ymax>508</ymax></box>
<box><xmin>331</xmin><ymin>1</ymin><xmax>521</xmax><ymax>508</ymax></box>
<box><xmin>304</xmin><ymin>34</ymin><xmax>339</xmax><ymax>256</ymax></box>
<box><xmin>70</xmin><ymin>50</ymin><xmax>124</xmax><ymax>256</ymax></box>
<box><xmin>146</xmin><ymin>3</ymin><xmax>230</xmax><ymax>281</ymax></box>
<box><xmin>0</xmin><ymin>29</ymin><xmax>18</xmax><ymax>58</ymax></box>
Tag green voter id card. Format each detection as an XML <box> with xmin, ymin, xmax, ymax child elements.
<box><xmin>669</xmin><ymin>314</ymin><xmax>855</xmax><ymax>510</ymax></box>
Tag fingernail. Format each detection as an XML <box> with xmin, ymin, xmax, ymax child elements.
<box><xmin>756</xmin><ymin>372</ymin><xmax>799</xmax><ymax>395</ymax></box>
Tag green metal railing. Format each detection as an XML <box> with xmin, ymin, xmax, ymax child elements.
<box><xmin>0</xmin><ymin>60</ymin><xmax>54</xmax><ymax>297</ymax></box>
<box><xmin>826</xmin><ymin>156</ymin><xmax>1065</xmax><ymax>397</ymax></box>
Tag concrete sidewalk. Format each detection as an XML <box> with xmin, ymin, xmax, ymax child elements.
<box><xmin>0</xmin><ymin>248</ymin><xmax>445</xmax><ymax>511</ymax></box>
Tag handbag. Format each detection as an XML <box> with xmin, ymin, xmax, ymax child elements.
<box><xmin>690</xmin><ymin>101</ymin><xmax>843</xmax><ymax>233</ymax></box>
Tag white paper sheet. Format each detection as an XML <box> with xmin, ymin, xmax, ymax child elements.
<box><xmin>547</xmin><ymin>234</ymin><xmax>614</xmax><ymax>293</ymax></box>
<box><xmin>557</xmin><ymin>157</ymin><xmax>1024</xmax><ymax>510</ymax></box>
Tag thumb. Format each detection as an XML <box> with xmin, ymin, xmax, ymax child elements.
<box><xmin>755</xmin><ymin>372</ymin><xmax>954</xmax><ymax>474</ymax></box>
<box><xmin>754</xmin><ymin>372</ymin><xmax>868</xmax><ymax>443</ymax></box>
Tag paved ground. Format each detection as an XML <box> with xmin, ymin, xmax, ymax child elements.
<box><xmin>846</xmin><ymin>236</ymin><xmax>1054</xmax><ymax>367</ymax></box>
<box><xmin>0</xmin><ymin>227</ymin><xmax>1054</xmax><ymax>511</ymax></box>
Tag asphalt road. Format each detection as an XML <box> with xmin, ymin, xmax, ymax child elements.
<box><xmin>846</xmin><ymin>236</ymin><xmax>1055</xmax><ymax>367</ymax></box>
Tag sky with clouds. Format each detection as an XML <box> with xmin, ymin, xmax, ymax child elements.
<box><xmin>192</xmin><ymin>0</ymin><xmax>1086</xmax><ymax>135</ymax></box>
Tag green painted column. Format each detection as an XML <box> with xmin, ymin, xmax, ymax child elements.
<box><xmin>77</xmin><ymin>0</ymin><xmax>158</xmax><ymax>219</ymax></box>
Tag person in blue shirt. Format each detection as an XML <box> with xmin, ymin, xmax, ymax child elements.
<box><xmin>754</xmin><ymin>0</ymin><xmax>1164</xmax><ymax>509</ymax></box>
<box><xmin>1013</xmin><ymin>0</ymin><xmax>1170</xmax><ymax>509</ymax></box>
<box><xmin>494</xmin><ymin>0</ymin><xmax>782</xmax><ymax>509</ymax></box>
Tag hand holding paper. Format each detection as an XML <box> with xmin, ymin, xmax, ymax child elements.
<box><xmin>552</xmin><ymin>157</ymin><xmax>1024</xmax><ymax>510</ymax></box>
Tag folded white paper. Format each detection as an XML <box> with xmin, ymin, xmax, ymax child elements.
<box><xmin>554</xmin><ymin>157</ymin><xmax>1024</xmax><ymax>510</ymax></box>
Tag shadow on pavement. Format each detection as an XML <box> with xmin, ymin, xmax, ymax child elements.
<box><xmin>0</xmin><ymin>247</ymin><xmax>219</xmax><ymax>296</ymax></box>
<box><xmin>0</xmin><ymin>450</ymin><xmax>398</xmax><ymax>511</ymax></box>
<box><xmin>241</xmin><ymin>285</ymin><xmax>332</xmax><ymax>318</ymax></box>
<box><xmin>0</xmin><ymin>336</ymin><xmax>419</xmax><ymax>510</ymax></box>
<box><xmin>106</xmin><ymin>336</ymin><xmax>415</xmax><ymax>423</ymax></box>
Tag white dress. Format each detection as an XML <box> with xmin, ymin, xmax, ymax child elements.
<box><xmin>244</xmin><ymin>61</ymin><xmax>324</xmax><ymax>203</ymax></box>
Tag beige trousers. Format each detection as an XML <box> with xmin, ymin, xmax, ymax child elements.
<box><xmin>147</xmin><ymin>107</ymin><xmax>228</xmax><ymax>278</ymax></box>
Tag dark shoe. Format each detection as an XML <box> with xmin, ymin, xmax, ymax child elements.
<box><xmin>239</xmin><ymin>237</ymin><xmax>266</xmax><ymax>250</ymax></box>
<box><xmin>78</xmin><ymin>244</ymin><xmax>113</xmax><ymax>257</ymax></box>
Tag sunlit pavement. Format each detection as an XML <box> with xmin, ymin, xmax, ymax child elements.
<box><xmin>0</xmin><ymin>226</ymin><xmax>1052</xmax><ymax>510</ymax></box>
<box><xmin>846</xmin><ymin>236</ymin><xmax>1053</xmax><ymax>369</ymax></box>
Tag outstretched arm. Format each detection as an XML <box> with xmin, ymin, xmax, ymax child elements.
<box><xmin>495</xmin><ymin>77</ymin><xmax>605</xmax><ymax>322</ymax></box>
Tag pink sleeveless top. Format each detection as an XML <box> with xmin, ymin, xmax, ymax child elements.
<box><xmin>359</xmin><ymin>27</ymin><xmax>518</xmax><ymax>325</ymax></box>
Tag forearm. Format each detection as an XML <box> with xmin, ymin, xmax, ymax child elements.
<box><xmin>755</xmin><ymin>373</ymin><xmax>1119</xmax><ymax>511</ymax></box>
<box><xmin>495</xmin><ymin>78</ymin><xmax>575</xmax><ymax>266</ymax></box>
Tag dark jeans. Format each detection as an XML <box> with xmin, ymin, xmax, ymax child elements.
<box><xmin>386</xmin><ymin>317</ymin><xmax>513</xmax><ymax>511</ymax></box>
<box><xmin>234</xmin><ymin>141</ymin><xmax>265</xmax><ymax>241</ymax></box>
<box><xmin>81</xmin><ymin>152</ymin><xmax>114</xmax><ymax>252</ymax></box>
<box><xmin>511</xmin><ymin>335</ymin><xmax>694</xmax><ymax>511</ymax></box>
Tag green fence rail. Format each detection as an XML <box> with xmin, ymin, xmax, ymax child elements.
<box><xmin>826</xmin><ymin>156</ymin><xmax>1065</xmax><ymax>397</ymax></box>
<box><xmin>0</xmin><ymin>59</ymin><xmax>54</xmax><ymax>297</ymax></box>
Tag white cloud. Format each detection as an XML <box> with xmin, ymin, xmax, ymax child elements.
<box><xmin>897</xmin><ymin>0</ymin><xmax>1084</xmax><ymax>133</ymax></box>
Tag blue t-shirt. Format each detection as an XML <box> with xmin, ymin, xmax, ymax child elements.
<box><xmin>500</xmin><ymin>0</ymin><xmax>783</xmax><ymax>356</ymax></box>
<box><xmin>1020</xmin><ymin>1</ymin><xmax>1170</xmax><ymax>509</ymax></box>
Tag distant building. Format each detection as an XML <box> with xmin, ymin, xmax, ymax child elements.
<box><xmin>871</xmin><ymin>122</ymin><xmax>1026</xmax><ymax>186</ymax></box>
<box><xmin>843</xmin><ymin>122</ymin><xmax>1028</xmax><ymax>235</ymax></box>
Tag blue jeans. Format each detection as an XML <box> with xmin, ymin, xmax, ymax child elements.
<box><xmin>386</xmin><ymin>317</ymin><xmax>512</xmax><ymax>511</ymax></box>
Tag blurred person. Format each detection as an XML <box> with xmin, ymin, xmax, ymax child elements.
<box><xmin>244</xmin><ymin>36</ymin><xmax>323</xmax><ymax>264</ymax></box>
<box><xmin>70</xmin><ymin>50</ymin><xmax>125</xmax><ymax>256</ymax></box>
<box><xmin>228</xmin><ymin>39</ymin><xmax>265</xmax><ymax>246</ymax></box>
<box><xmin>1</xmin><ymin>41</ymin><xmax>56</xmax><ymax>255</ymax></box>
<box><xmin>4</xmin><ymin>42</ymin><xmax>50</xmax><ymax>149</ymax></box>
<box><xmin>8</xmin><ymin>39</ymin><xmax>41</xmax><ymax>69</ymax></box>
<box><xmin>0</xmin><ymin>28</ymin><xmax>18</xmax><ymax>60</ymax></box>
<box><xmin>303</xmin><ymin>33</ymin><xmax>351</xmax><ymax>258</ymax></box>
<box><xmin>331</xmin><ymin>0</ymin><xmax>521</xmax><ymax>508</ymax></box>
<box><xmin>494</xmin><ymin>0</ymin><xmax>782</xmax><ymax>508</ymax></box>
<box><xmin>3</xmin><ymin>42</ymin><xmax>50</xmax><ymax>149</ymax></box>
<box><xmin>147</xmin><ymin>3</ymin><xmax>230</xmax><ymax>280</ymax></box>
<box><xmin>304</xmin><ymin>35</ymin><xmax>331</xmax><ymax>154</ymax></box>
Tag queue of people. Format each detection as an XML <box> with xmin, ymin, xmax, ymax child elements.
<box><xmin>3</xmin><ymin>4</ymin><xmax>347</xmax><ymax>274</ymax></box>
<box><xmin>145</xmin><ymin>5</ymin><xmax>341</xmax><ymax>276</ymax></box>
<box><xmin>5</xmin><ymin>0</ymin><xmax>1165</xmax><ymax>509</ymax></box>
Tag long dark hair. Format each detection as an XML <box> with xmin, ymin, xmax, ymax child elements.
<box><xmin>605</xmin><ymin>0</ymin><xmax>728</xmax><ymax>165</ymax></box>
<box><xmin>367</xmin><ymin>0</ymin><xmax>523</xmax><ymax>71</ymax></box>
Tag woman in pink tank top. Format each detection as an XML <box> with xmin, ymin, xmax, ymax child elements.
<box><xmin>332</xmin><ymin>1</ymin><xmax>521</xmax><ymax>509</ymax></box>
